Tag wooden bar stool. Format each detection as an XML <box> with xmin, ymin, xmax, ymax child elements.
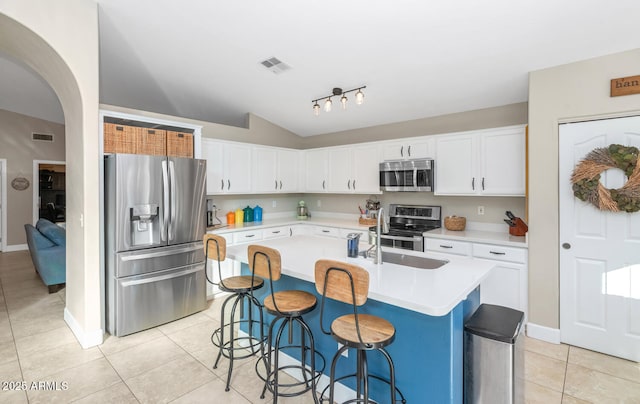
<box><xmin>248</xmin><ymin>244</ymin><xmax>323</xmax><ymax>404</ymax></box>
<box><xmin>203</xmin><ymin>234</ymin><xmax>266</xmax><ymax>392</ymax></box>
<box><xmin>315</xmin><ymin>259</ymin><xmax>406</xmax><ymax>404</ymax></box>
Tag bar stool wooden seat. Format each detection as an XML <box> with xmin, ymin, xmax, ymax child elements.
<box><xmin>203</xmin><ymin>234</ymin><xmax>266</xmax><ymax>392</ymax></box>
<box><xmin>315</xmin><ymin>259</ymin><xmax>406</xmax><ymax>404</ymax></box>
<box><xmin>248</xmin><ymin>244</ymin><xmax>323</xmax><ymax>404</ymax></box>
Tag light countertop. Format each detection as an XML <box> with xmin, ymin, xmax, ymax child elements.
<box><xmin>208</xmin><ymin>215</ymin><xmax>527</xmax><ymax>248</ymax></box>
<box><xmin>207</xmin><ymin>216</ymin><xmax>373</xmax><ymax>233</ymax></box>
<box><xmin>423</xmin><ymin>227</ymin><xmax>527</xmax><ymax>247</ymax></box>
<box><xmin>225</xmin><ymin>235</ymin><xmax>494</xmax><ymax>317</ymax></box>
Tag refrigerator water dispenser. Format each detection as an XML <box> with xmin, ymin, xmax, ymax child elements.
<box><xmin>130</xmin><ymin>204</ymin><xmax>160</xmax><ymax>246</ymax></box>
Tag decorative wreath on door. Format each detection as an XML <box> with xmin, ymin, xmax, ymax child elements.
<box><xmin>571</xmin><ymin>144</ymin><xmax>640</xmax><ymax>212</ymax></box>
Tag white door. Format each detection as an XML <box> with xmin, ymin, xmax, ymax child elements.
<box><xmin>559</xmin><ymin>116</ymin><xmax>640</xmax><ymax>361</ymax></box>
<box><xmin>480</xmin><ymin>127</ymin><xmax>526</xmax><ymax>196</ymax></box>
<box><xmin>253</xmin><ymin>147</ymin><xmax>278</xmax><ymax>193</ymax></box>
<box><xmin>328</xmin><ymin>147</ymin><xmax>352</xmax><ymax>192</ymax></box>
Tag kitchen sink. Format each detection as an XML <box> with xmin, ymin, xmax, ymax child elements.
<box><xmin>381</xmin><ymin>251</ymin><xmax>448</xmax><ymax>270</ymax></box>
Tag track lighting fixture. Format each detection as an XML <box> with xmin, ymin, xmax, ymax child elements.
<box><xmin>311</xmin><ymin>86</ymin><xmax>366</xmax><ymax>115</ymax></box>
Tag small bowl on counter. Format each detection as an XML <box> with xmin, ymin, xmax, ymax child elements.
<box><xmin>444</xmin><ymin>216</ymin><xmax>466</xmax><ymax>231</ymax></box>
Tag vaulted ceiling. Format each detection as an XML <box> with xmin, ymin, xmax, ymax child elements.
<box><xmin>2</xmin><ymin>0</ymin><xmax>640</xmax><ymax>136</ymax></box>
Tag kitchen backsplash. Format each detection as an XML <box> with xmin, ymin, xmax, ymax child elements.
<box><xmin>208</xmin><ymin>193</ymin><xmax>526</xmax><ymax>225</ymax></box>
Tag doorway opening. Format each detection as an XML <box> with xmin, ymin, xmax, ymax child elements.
<box><xmin>32</xmin><ymin>160</ymin><xmax>66</xmax><ymax>226</ymax></box>
<box><xmin>0</xmin><ymin>159</ymin><xmax>6</xmax><ymax>251</ymax></box>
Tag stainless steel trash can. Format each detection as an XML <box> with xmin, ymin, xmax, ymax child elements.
<box><xmin>464</xmin><ymin>304</ymin><xmax>525</xmax><ymax>404</ymax></box>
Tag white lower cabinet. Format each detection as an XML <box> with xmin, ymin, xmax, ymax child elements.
<box><xmin>205</xmin><ymin>233</ymin><xmax>235</xmax><ymax>298</ymax></box>
<box><xmin>424</xmin><ymin>236</ymin><xmax>528</xmax><ymax>315</ymax></box>
<box><xmin>472</xmin><ymin>243</ymin><xmax>528</xmax><ymax>315</ymax></box>
<box><xmin>291</xmin><ymin>224</ymin><xmax>314</xmax><ymax>236</ymax></box>
<box><xmin>262</xmin><ymin>226</ymin><xmax>291</xmax><ymax>239</ymax></box>
<box><xmin>314</xmin><ymin>226</ymin><xmax>340</xmax><ymax>238</ymax></box>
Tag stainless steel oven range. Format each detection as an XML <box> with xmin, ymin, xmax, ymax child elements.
<box><xmin>370</xmin><ymin>204</ymin><xmax>441</xmax><ymax>251</ymax></box>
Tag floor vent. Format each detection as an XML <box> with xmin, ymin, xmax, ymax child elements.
<box><xmin>260</xmin><ymin>57</ymin><xmax>291</xmax><ymax>74</ymax></box>
<box><xmin>32</xmin><ymin>133</ymin><xmax>54</xmax><ymax>142</ymax></box>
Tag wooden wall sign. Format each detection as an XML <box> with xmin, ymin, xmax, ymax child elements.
<box><xmin>611</xmin><ymin>75</ymin><xmax>640</xmax><ymax>97</ymax></box>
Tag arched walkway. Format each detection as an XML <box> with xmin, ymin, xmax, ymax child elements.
<box><xmin>0</xmin><ymin>2</ymin><xmax>102</xmax><ymax>347</ymax></box>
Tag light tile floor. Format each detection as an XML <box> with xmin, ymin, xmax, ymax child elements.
<box><xmin>1</xmin><ymin>250</ymin><xmax>639</xmax><ymax>403</ymax></box>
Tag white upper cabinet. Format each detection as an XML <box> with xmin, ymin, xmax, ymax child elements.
<box><xmin>479</xmin><ymin>128</ymin><xmax>526</xmax><ymax>195</ymax></box>
<box><xmin>327</xmin><ymin>144</ymin><xmax>381</xmax><ymax>194</ymax></box>
<box><xmin>252</xmin><ymin>146</ymin><xmax>300</xmax><ymax>193</ymax></box>
<box><xmin>304</xmin><ymin>149</ymin><xmax>329</xmax><ymax>192</ymax></box>
<box><xmin>382</xmin><ymin>137</ymin><xmax>434</xmax><ymax>160</ymax></box>
<box><xmin>434</xmin><ymin>125</ymin><xmax>526</xmax><ymax>196</ymax></box>
<box><xmin>202</xmin><ymin>139</ymin><xmax>252</xmax><ymax>194</ymax></box>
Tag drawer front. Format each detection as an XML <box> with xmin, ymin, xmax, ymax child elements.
<box><xmin>232</xmin><ymin>230</ymin><xmax>263</xmax><ymax>244</ymax></box>
<box><xmin>315</xmin><ymin>226</ymin><xmax>340</xmax><ymax>238</ymax></box>
<box><xmin>425</xmin><ymin>238</ymin><xmax>471</xmax><ymax>256</ymax></box>
<box><xmin>263</xmin><ymin>226</ymin><xmax>291</xmax><ymax>239</ymax></box>
<box><xmin>472</xmin><ymin>243</ymin><xmax>526</xmax><ymax>263</ymax></box>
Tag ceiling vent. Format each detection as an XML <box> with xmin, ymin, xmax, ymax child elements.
<box><xmin>260</xmin><ymin>57</ymin><xmax>291</xmax><ymax>74</ymax></box>
<box><xmin>32</xmin><ymin>132</ymin><xmax>54</xmax><ymax>142</ymax></box>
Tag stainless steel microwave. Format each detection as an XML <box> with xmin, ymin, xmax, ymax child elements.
<box><xmin>379</xmin><ymin>159</ymin><xmax>434</xmax><ymax>191</ymax></box>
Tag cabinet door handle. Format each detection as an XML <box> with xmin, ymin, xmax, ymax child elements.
<box><xmin>352</xmin><ymin>180</ymin><xmax>356</xmax><ymax>190</ymax></box>
<box><xmin>227</xmin><ymin>180</ymin><xmax>231</xmax><ymax>190</ymax></box>
<box><xmin>322</xmin><ymin>180</ymin><xmax>325</xmax><ymax>190</ymax></box>
<box><xmin>221</xmin><ymin>179</ymin><xmax>224</xmax><ymax>190</ymax></box>
<box><xmin>272</xmin><ymin>230</ymin><xmax>281</xmax><ymax>234</ymax></box>
<box><xmin>280</xmin><ymin>181</ymin><xmax>283</xmax><ymax>189</ymax></box>
<box><xmin>490</xmin><ymin>251</ymin><xmax>506</xmax><ymax>255</ymax></box>
<box><xmin>440</xmin><ymin>245</ymin><xmax>453</xmax><ymax>249</ymax></box>
<box><xmin>322</xmin><ymin>230</ymin><xmax>330</xmax><ymax>233</ymax></box>
<box><xmin>400</xmin><ymin>146</ymin><xmax>404</xmax><ymax>157</ymax></box>
<box><xmin>245</xmin><ymin>234</ymin><xmax>255</xmax><ymax>238</ymax></box>
<box><xmin>408</xmin><ymin>145</ymin><xmax>411</xmax><ymax>156</ymax></box>
<box><xmin>482</xmin><ymin>177</ymin><xmax>485</xmax><ymax>190</ymax></box>
<box><xmin>275</xmin><ymin>180</ymin><xmax>278</xmax><ymax>190</ymax></box>
<box><xmin>347</xmin><ymin>180</ymin><xmax>351</xmax><ymax>189</ymax></box>
<box><xmin>289</xmin><ymin>228</ymin><xmax>292</xmax><ymax>236</ymax></box>
<box><xmin>472</xmin><ymin>177</ymin><xmax>475</xmax><ymax>190</ymax></box>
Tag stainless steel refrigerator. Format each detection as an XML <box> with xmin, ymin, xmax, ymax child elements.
<box><xmin>104</xmin><ymin>154</ymin><xmax>207</xmax><ymax>336</ymax></box>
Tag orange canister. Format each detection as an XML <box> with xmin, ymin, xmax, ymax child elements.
<box><xmin>226</xmin><ymin>211</ymin><xmax>235</xmax><ymax>225</ymax></box>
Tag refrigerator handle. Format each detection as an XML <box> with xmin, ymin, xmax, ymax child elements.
<box><xmin>161</xmin><ymin>160</ymin><xmax>169</xmax><ymax>242</ymax></box>
<box><xmin>169</xmin><ymin>160</ymin><xmax>177</xmax><ymax>241</ymax></box>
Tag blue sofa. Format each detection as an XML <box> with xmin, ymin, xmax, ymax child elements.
<box><xmin>24</xmin><ymin>218</ymin><xmax>66</xmax><ymax>293</ymax></box>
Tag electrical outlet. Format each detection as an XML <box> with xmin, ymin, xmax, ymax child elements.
<box><xmin>317</xmin><ymin>200</ymin><xmax>322</xmax><ymax>207</ymax></box>
<box><xmin>272</xmin><ymin>200</ymin><xmax>277</xmax><ymax>208</ymax></box>
<box><xmin>477</xmin><ymin>206</ymin><xmax>485</xmax><ymax>215</ymax></box>
<box><xmin>338</xmin><ymin>343</ymin><xmax>348</xmax><ymax>357</ymax></box>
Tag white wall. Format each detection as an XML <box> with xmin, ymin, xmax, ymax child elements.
<box><xmin>0</xmin><ymin>109</ymin><xmax>65</xmax><ymax>245</ymax></box>
<box><xmin>528</xmin><ymin>48</ymin><xmax>640</xmax><ymax>329</ymax></box>
<box><xmin>0</xmin><ymin>0</ymin><xmax>102</xmax><ymax>347</ymax></box>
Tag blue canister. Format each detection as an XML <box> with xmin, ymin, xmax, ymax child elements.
<box><xmin>347</xmin><ymin>233</ymin><xmax>361</xmax><ymax>258</ymax></box>
<box><xmin>253</xmin><ymin>205</ymin><xmax>263</xmax><ymax>222</ymax></box>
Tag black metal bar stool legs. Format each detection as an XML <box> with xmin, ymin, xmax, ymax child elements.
<box><xmin>249</xmin><ymin>244</ymin><xmax>324</xmax><ymax>404</ymax></box>
<box><xmin>258</xmin><ymin>314</ymin><xmax>323</xmax><ymax>402</ymax></box>
<box><xmin>203</xmin><ymin>234</ymin><xmax>266</xmax><ymax>392</ymax></box>
<box><xmin>211</xmin><ymin>289</ymin><xmax>265</xmax><ymax>391</ymax></box>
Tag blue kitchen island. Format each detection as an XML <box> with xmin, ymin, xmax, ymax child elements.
<box><xmin>225</xmin><ymin>235</ymin><xmax>493</xmax><ymax>403</ymax></box>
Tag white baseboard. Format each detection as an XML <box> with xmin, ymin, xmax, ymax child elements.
<box><xmin>526</xmin><ymin>322</ymin><xmax>561</xmax><ymax>344</ymax></box>
<box><xmin>239</xmin><ymin>330</ymin><xmax>355</xmax><ymax>402</ymax></box>
<box><xmin>4</xmin><ymin>243</ymin><xmax>29</xmax><ymax>252</ymax></box>
<box><xmin>64</xmin><ymin>308</ymin><xmax>104</xmax><ymax>349</ymax></box>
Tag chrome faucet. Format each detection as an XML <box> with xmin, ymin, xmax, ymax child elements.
<box><xmin>374</xmin><ymin>207</ymin><xmax>389</xmax><ymax>264</ymax></box>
